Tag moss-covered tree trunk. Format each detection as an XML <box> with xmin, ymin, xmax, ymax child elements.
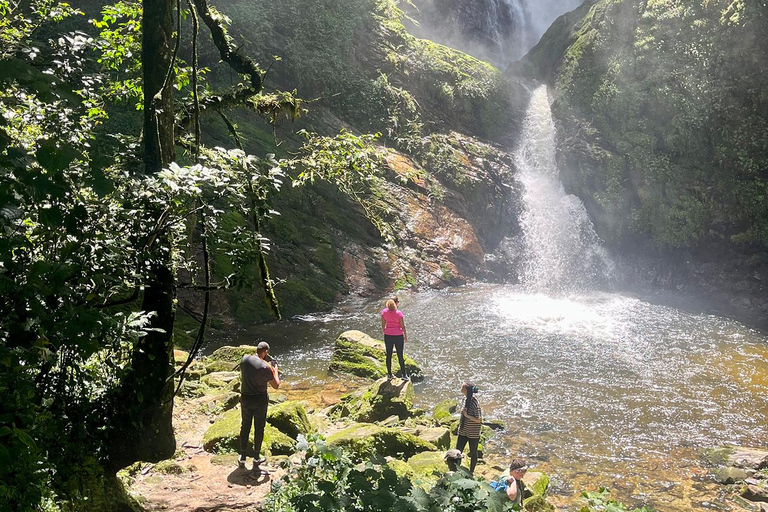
<box><xmin>104</xmin><ymin>0</ymin><xmax>177</xmax><ymax>471</ymax></box>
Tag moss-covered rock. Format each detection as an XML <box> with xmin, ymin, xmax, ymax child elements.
<box><xmin>413</xmin><ymin>427</ymin><xmax>451</xmax><ymax>450</ymax></box>
<box><xmin>386</xmin><ymin>458</ymin><xmax>415</xmax><ymax>479</ymax></box>
<box><xmin>524</xmin><ymin>494</ymin><xmax>555</xmax><ymax>512</ymax></box>
<box><xmin>329</xmin><ymin>330</ymin><xmax>423</xmax><ymax>381</ymax></box>
<box><xmin>522</xmin><ymin>471</ymin><xmax>550</xmax><ymax>497</ymax></box>
<box><xmin>201</xmin><ymin>371</ymin><xmax>239</xmax><ymax>389</ymax></box>
<box><xmin>406</xmin><ymin>451</ymin><xmax>449</xmax><ymax>483</ymax></box>
<box><xmin>332</xmin><ymin>377</ymin><xmax>420</xmax><ymax>423</ymax></box>
<box><xmin>432</xmin><ymin>398</ymin><xmax>458</xmax><ymax>424</ymax></box>
<box><xmin>266</xmin><ymin>401</ymin><xmax>312</xmax><ymax>439</ymax></box>
<box><xmin>326</xmin><ymin>423</ymin><xmax>436</xmax><ymax>461</ymax></box>
<box><xmin>209</xmin><ymin>345</ymin><xmax>258</xmax><ymax>365</ymax></box>
<box><xmin>202</xmin><ymin>408</ymin><xmax>296</xmax><ymax>456</ymax></box>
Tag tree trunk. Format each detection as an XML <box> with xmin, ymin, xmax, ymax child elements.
<box><xmin>104</xmin><ymin>0</ymin><xmax>177</xmax><ymax>472</ymax></box>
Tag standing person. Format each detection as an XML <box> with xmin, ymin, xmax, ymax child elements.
<box><xmin>455</xmin><ymin>382</ymin><xmax>482</xmax><ymax>474</ymax></box>
<box><xmin>380</xmin><ymin>296</ymin><xmax>408</xmax><ymax>380</ymax></box>
<box><xmin>239</xmin><ymin>341</ymin><xmax>280</xmax><ymax>470</ymax></box>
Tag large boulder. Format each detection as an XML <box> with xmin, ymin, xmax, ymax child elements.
<box><xmin>329</xmin><ymin>331</ymin><xmax>423</xmax><ymax>381</ymax></box>
<box><xmin>332</xmin><ymin>377</ymin><xmax>419</xmax><ymax>422</ymax></box>
<box><xmin>326</xmin><ymin>423</ymin><xmax>436</xmax><ymax>461</ymax></box>
<box><xmin>408</xmin><ymin>427</ymin><xmax>451</xmax><ymax>450</ymax></box>
<box><xmin>266</xmin><ymin>401</ymin><xmax>312</xmax><ymax>439</ymax></box>
<box><xmin>202</xmin><ymin>408</ymin><xmax>296</xmax><ymax>456</ymax></box>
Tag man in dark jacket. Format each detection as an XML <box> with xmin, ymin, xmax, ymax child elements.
<box><xmin>238</xmin><ymin>341</ymin><xmax>280</xmax><ymax>469</ymax></box>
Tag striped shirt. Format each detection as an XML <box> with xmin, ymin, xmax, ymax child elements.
<box><xmin>458</xmin><ymin>396</ymin><xmax>482</xmax><ymax>438</ymax></box>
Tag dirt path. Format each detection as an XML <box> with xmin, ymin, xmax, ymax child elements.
<box><xmin>127</xmin><ymin>381</ymin><xmax>354</xmax><ymax>512</ymax></box>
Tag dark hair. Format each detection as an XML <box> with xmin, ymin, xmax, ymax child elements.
<box><xmin>509</xmin><ymin>458</ymin><xmax>528</xmax><ymax>472</ymax></box>
<box><xmin>464</xmin><ymin>381</ymin><xmax>478</xmax><ymax>404</ymax></box>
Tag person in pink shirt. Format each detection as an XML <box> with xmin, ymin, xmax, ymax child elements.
<box><xmin>380</xmin><ymin>296</ymin><xmax>408</xmax><ymax>380</ymax></box>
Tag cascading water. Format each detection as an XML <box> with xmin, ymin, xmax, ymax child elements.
<box><xmin>515</xmin><ymin>85</ymin><xmax>613</xmax><ymax>291</ymax></box>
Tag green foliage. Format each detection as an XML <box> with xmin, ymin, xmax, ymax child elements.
<box><xmin>533</xmin><ymin>0</ymin><xmax>768</xmax><ymax>250</ymax></box>
<box><xmin>288</xmin><ymin>129</ymin><xmax>397</xmax><ymax>241</ymax></box>
<box><xmin>578</xmin><ymin>488</ymin><xmax>657</xmax><ymax>512</ymax></box>
<box><xmin>264</xmin><ymin>435</ymin><xmax>519</xmax><ymax>512</ymax></box>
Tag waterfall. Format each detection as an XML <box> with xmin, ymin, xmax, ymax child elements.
<box><xmin>515</xmin><ymin>85</ymin><xmax>613</xmax><ymax>292</ymax></box>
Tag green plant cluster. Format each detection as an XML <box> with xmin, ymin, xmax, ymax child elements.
<box><xmin>264</xmin><ymin>435</ymin><xmax>520</xmax><ymax>512</ymax></box>
<box><xmin>528</xmin><ymin>0</ymin><xmax>768</xmax><ymax>251</ymax></box>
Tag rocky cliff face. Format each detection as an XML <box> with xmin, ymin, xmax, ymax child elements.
<box><xmin>174</xmin><ymin>0</ymin><xmax>530</xmax><ymax>328</ymax></box>
<box><xmin>521</xmin><ymin>0</ymin><xmax>768</xmax><ymax>325</ymax></box>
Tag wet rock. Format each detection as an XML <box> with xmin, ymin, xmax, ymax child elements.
<box><xmin>266</xmin><ymin>401</ymin><xmax>312</xmax><ymax>439</ymax></box>
<box><xmin>326</xmin><ymin>423</ymin><xmax>436</xmax><ymax>461</ymax></box>
<box><xmin>742</xmin><ymin>483</ymin><xmax>768</xmax><ymax>502</ymax></box>
<box><xmin>329</xmin><ymin>330</ymin><xmax>423</xmax><ymax>381</ymax></box>
<box><xmin>712</xmin><ymin>466</ymin><xmax>751</xmax><ymax>484</ymax></box>
<box><xmin>728</xmin><ymin>447</ymin><xmax>768</xmax><ymax>470</ymax></box>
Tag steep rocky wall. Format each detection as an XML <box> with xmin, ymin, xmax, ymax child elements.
<box><xmin>175</xmin><ymin>0</ymin><xmax>530</xmax><ymax>330</ymax></box>
<box><xmin>520</xmin><ymin>0</ymin><xmax>768</xmax><ymax>325</ymax></box>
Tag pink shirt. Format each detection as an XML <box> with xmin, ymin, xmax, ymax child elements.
<box><xmin>381</xmin><ymin>308</ymin><xmax>404</xmax><ymax>336</ymax></box>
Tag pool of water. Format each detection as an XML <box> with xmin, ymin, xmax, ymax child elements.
<box><xmin>207</xmin><ymin>283</ymin><xmax>768</xmax><ymax>510</ymax></box>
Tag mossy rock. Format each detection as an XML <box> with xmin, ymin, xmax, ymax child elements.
<box><xmin>386</xmin><ymin>458</ymin><xmax>414</xmax><ymax>479</ymax></box>
<box><xmin>177</xmin><ymin>380</ymin><xmax>206</xmax><ymax>399</ymax></box>
<box><xmin>700</xmin><ymin>446</ymin><xmax>733</xmax><ymax>467</ymax></box>
<box><xmin>202</xmin><ymin>408</ymin><xmax>296</xmax><ymax>456</ymax></box>
<box><xmin>329</xmin><ymin>330</ymin><xmax>423</xmax><ymax>381</ymax></box>
<box><xmin>406</xmin><ymin>451</ymin><xmax>449</xmax><ymax>484</ymax></box>
<box><xmin>326</xmin><ymin>423</ymin><xmax>436</xmax><ymax>461</ymax></box>
<box><xmin>267</xmin><ymin>401</ymin><xmax>312</xmax><ymax>439</ymax></box>
<box><xmin>333</xmin><ymin>377</ymin><xmax>419</xmax><ymax>423</ymax></box>
<box><xmin>153</xmin><ymin>460</ymin><xmax>188</xmax><ymax>475</ymax></box>
<box><xmin>522</xmin><ymin>471</ymin><xmax>550</xmax><ymax>497</ymax></box>
<box><xmin>205</xmin><ymin>360</ymin><xmax>237</xmax><ymax>374</ymax></box>
<box><xmin>201</xmin><ymin>371</ymin><xmax>239</xmax><ymax>388</ymax></box>
<box><xmin>414</xmin><ymin>427</ymin><xmax>451</xmax><ymax>450</ymax></box>
<box><xmin>523</xmin><ymin>494</ymin><xmax>554</xmax><ymax>512</ymax></box>
<box><xmin>432</xmin><ymin>398</ymin><xmax>457</xmax><ymax>423</ymax></box>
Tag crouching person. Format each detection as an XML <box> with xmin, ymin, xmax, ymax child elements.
<box><xmin>491</xmin><ymin>458</ymin><xmax>528</xmax><ymax>507</ymax></box>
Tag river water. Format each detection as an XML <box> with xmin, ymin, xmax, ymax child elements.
<box><xmin>212</xmin><ymin>287</ymin><xmax>768</xmax><ymax>509</ymax></box>
<box><xmin>209</xmin><ymin>86</ymin><xmax>768</xmax><ymax>509</ymax></box>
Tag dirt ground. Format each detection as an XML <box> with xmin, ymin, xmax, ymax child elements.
<box><xmin>127</xmin><ymin>380</ymin><xmax>355</xmax><ymax>512</ymax></box>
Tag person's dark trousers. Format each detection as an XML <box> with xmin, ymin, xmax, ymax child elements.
<box><xmin>240</xmin><ymin>393</ymin><xmax>269</xmax><ymax>459</ymax></box>
<box><xmin>384</xmin><ymin>334</ymin><xmax>406</xmax><ymax>378</ymax></box>
<box><xmin>455</xmin><ymin>435</ymin><xmax>479</xmax><ymax>473</ymax></box>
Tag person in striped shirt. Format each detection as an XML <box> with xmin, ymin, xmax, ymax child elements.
<box><xmin>455</xmin><ymin>381</ymin><xmax>483</xmax><ymax>474</ymax></box>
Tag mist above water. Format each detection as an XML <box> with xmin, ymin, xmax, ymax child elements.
<box><xmin>407</xmin><ymin>0</ymin><xmax>587</xmax><ymax>66</ymax></box>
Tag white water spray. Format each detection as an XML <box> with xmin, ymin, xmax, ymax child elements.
<box><xmin>515</xmin><ymin>85</ymin><xmax>613</xmax><ymax>291</ymax></box>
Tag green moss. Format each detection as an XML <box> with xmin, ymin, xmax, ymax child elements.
<box><xmin>406</xmin><ymin>451</ymin><xmax>449</xmax><ymax>486</ymax></box>
<box><xmin>266</xmin><ymin>401</ymin><xmax>313</xmax><ymax>439</ymax></box>
<box><xmin>326</xmin><ymin>423</ymin><xmax>436</xmax><ymax>461</ymax></box>
<box><xmin>202</xmin><ymin>408</ymin><xmax>296</xmax><ymax>457</ymax></box>
<box><xmin>329</xmin><ymin>331</ymin><xmax>423</xmax><ymax>381</ymax></box>
<box><xmin>432</xmin><ymin>398</ymin><xmax>458</xmax><ymax>423</ymax></box>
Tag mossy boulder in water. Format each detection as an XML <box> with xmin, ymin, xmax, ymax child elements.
<box><xmin>329</xmin><ymin>330</ymin><xmax>423</xmax><ymax>381</ymax></box>
<box><xmin>326</xmin><ymin>423</ymin><xmax>436</xmax><ymax>461</ymax></box>
<box><xmin>202</xmin><ymin>408</ymin><xmax>296</xmax><ymax>456</ymax></box>
<box><xmin>266</xmin><ymin>401</ymin><xmax>312</xmax><ymax>439</ymax></box>
<box><xmin>332</xmin><ymin>377</ymin><xmax>419</xmax><ymax>422</ymax></box>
